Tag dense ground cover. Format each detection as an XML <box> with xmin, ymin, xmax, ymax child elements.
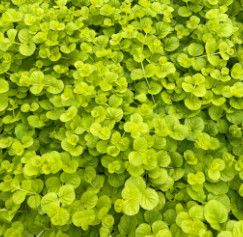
<box><xmin>0</xmin><ymin>0</ymin><xmax>243</xmax><ymax>236</ymax></box>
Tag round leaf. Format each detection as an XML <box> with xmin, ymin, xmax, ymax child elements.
<box><xmin>204</xmin><ymin>200</ymin><xmax>228</xmax><ymax>225</ymax></box>
<box><xmin>19</xmin><ymin>42</ymin><xmax>36</xmax><ymax>56</ymax></box>
<box><xmin>140</xmin><ymin>188</ymin><xmax>159</xmax><ymax>211</ymax></box>
<box><xmin>0</xmin><ymin>79</ymin><xmax>9</xmax><ymax>93</ymax></box>
<box><xmin>58</xmin><ymin>185</ymin><xmax>75</xmax><ymax>206</ymax></box>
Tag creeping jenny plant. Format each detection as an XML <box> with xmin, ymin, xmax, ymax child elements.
<box><xmin>0</xmin><ymin>0</ymin><xmax>243</xmax><ymax>237</ymax></box>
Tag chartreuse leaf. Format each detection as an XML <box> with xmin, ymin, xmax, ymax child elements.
<box><xmin>196</xmin><ymin>133</ymin><xmax>220</xmax><ymax>150</ymax></box>
<box><xmin>178</xmin><ymin>6</ymin><xmax>192</xmax><ymax>17</ymax></box>
<box><xmin>12</xmin><ymin>190</ymin><xmax>26</xmax><ymax>205</ymax></box>
<box><xmin>185</xmin><ymin>95</ymin><xmax>201</xmax><ymax>110</ymax></box>
<box><xmin>231</xmin><ymin>82</ymin><xmax>243</xmax><ymax>98</ymax></box>
<box><xmin>27</xmin><ymin>115</ymin><xmax>45</xmax><ymax>128</ymax></box>
<box><xmin>0</xmin><ymin>78</ymin><xmax>9</xmax><ymax>93</ymax></box>
<box><xmin>81</xmin><ymin>190</ymin><xmax>98</xmax><ymax>209</ymax></box>
<box><xmin>58</xmin><ymin>185</ymin><xmax>75</xmax><ymax>206</ymax></box>
<box><xmin>0</xmin><ymin>0</ymin><xmax>242</xmax><ymax>236</ymax></box>
<box><xmin>7</xmin><ymin>29</ymin><xmax>17</xmax><ymax>42</ymax></box>
<box><xmin>41</xmin><ymin>193</ymin><xmax>59</xmax><ymax>215</ymax></box>
<box><xmin>46</xmin><ymin>176</ymin><xmax>61</xmax><ymax>192</ymax></box>
<box><xmin>182</xmin><ymin>74</ymin><xmax>206</xmax><ymax>97</ymax></box>
<box><xmin>204</xmin><ymin>200</ymin><xmax>228</xmax><ymax>227</ymax></box>
<box><xmin>122</xmin><ymin>184</ymin><xmax>141</xmax><ymax>216</ymax></box>
<box><xmin>187</xmin><ymin>43</ymin><xmax>204</xmax><ymax>56</ymax></box>
<box><xmin>61</xmin><ymin>155</ymin><xmax>79</xmax><ymax>173</ymax></box>
<box><xmin>135</xmin><ymin>223</ymin><xmax>151</xmax><ymax>237</ymax></box>
<box><xmin>27</xmin><ymin>195</ymin><xmax>41</xmax><ymax>209</ymax></box>
<box><xmin>140</xmin><ymin>188</ymin><xmax>159</xmax><ymax>211</ymax></box>
<box><xmin>60</xmin><ymin>173</ymin><xmax>81</xmax><ymax>188</ymax></box>
<box><xmin>18</xmin><ymin>29</ymin><xmax>30</xmax><ymax>43</ymax></box>
<box><xmin>0</xmin><ymin>93</ymin><xmax>8</xmax><ymax>111</ymax></box>
<box><xmin>41</xmin><ymin>151</ymin><xmax>62</xmax><ymax>174</ymax></box>
<box><xmin>60</xmin><ymin>106</ymin><xmax>77</xmax><ymax>122</ymax></box>
<box><xmin>19</xmin><ymin>43</ymin><xmax>36</xmax><ymax>56</ymax></box>
<box><xmin>131</xmin><ymin>69</ymin><xmax>144</xmax><ymax>81</ymax></box>
<box><xmin>164</xmin><ymin>37</ymin><xmax>179</xmax><ymax>52</ymax></box>
<box><xmin>124</xmin><ymin>113</ymin><xmax>149</xmax><ymax>138</ymax></box>
<box><xmin>185</xmin><ymin>116</ymin><xmax>204</xmax><ymax>140</ymax></box>
<box><xmin>217</xmin><ymin>231</ymin><xmax>232</xmax><ymax>237</ymax></box>
<box><xmin>47</xmin><ymin>80</ymin><xmax>64</xmax><ymax>94</ymax></box>
<box><xmin>72</xmin><ymin>209</ymin><xmax>96</xmax><ymax>230</ymax></box>
<box><xmin>121</xmin><ymin>177</ymin><xmax>159</xmax><ymax>215</ymax></box>
<box><xmin>231</xmin><ymin>63</ymin><xmax>243</xmax><ymax>80</ymax></box>
<box><xmin>233</xmin><ymin>221</ymin><xmax>243</xmax><ymax>237</ymax></box>
<box><xmin>4</xmin><ymin>222</ymin><xmax>24</xmax><ymax>237</ymax></box>
<box><xmin>50</xmin><ymin>207</ymin><xmax>70</xmax><ymax>226</ymax></box>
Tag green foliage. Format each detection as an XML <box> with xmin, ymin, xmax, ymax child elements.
<box><xmin>204</xmin><ymin>200</ymin><xmax>229</xmax><ymax>229</ymax></box>
<box><xmin>119</xmin><ymin>177</ymin><xmax>159</xmax><ymax>216</ymax></box>
<box><xmin>0</xmin><ymin>0</ymin><xmax>242</xmax><ymax>236</ymax></box>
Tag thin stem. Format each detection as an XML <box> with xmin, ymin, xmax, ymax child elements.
<box><xmin>196</xmin><ymin>52</ymin><xmax>221</xmax><ymax>58</ymax></box>
<box><xmin>140</xmin><ymin>61</ymin><xmax>150</xmax><ymax>89</ymax></box>
<box><xmin>141</xmin><ymin>61</ymin><xmax>155</xmax><ymax>104</ymax></box>
<box><xmin>17</xmin><ymin>188</ymin><xmax>38</xmax><ymax>195</ymax></box>
<box><xmin>195</xmin><ymin>50</ymin><xmax>236</xmax><ymax>58</ymax></box>
<box><xmin>161</xmin><ymin>166</ymin><xmax>175</xmax><ymax>169</ymax></box>
<box><xmin>31</xmin><ymin>83</ymin><xmax>50</xmax><ymax>87</ymax></box>
<box><xmin>36</xmin><ymin>230</ymin><xmax>45</xmax><ymax>237</ymax></box>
